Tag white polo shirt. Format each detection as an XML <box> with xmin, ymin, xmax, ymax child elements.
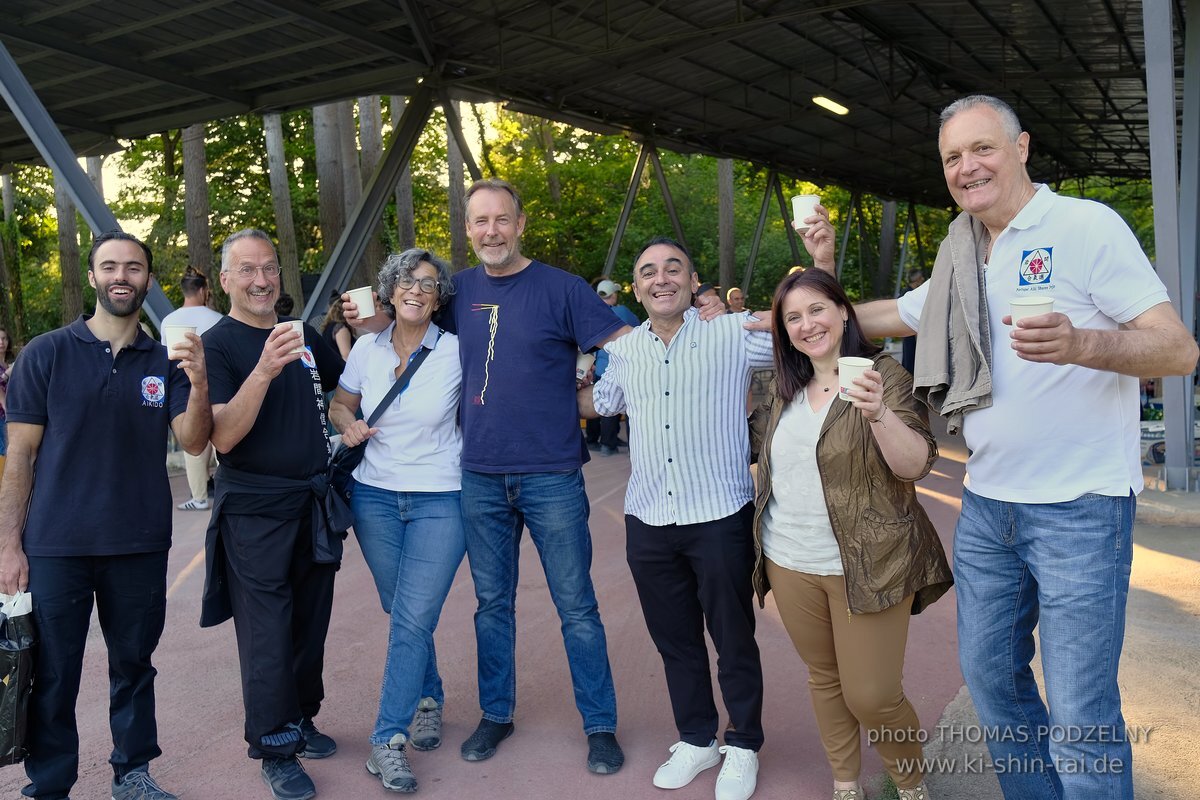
<box><xmin>593</xmin><ymin>309</ymin><xmax>774</xmax><ymax>526</ymax></box>
<box><xmin>338</xmin><ymin>321</ymin><xmax>463</xmax><ymax>492</ymax></box>
<box><xmin>897</xmin><ymin>185</ymin><xmax>1169</xmax><ymax>502</ymax></box>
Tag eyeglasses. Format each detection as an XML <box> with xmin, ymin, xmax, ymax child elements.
<box><xmin>229</xmin><ymin>264</ymin><xmax>281</xmax><ymax>279</ymax></box>
<box><xmin>398</xmin><ymin>276</ymin><xmax>438</xmax><ymax>294</ymax></box>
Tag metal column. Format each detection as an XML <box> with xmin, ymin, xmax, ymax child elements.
<box><xmin>440</xmin><ymin>89</ymin><xmax>483</xmax><ymax>182</ymax></box>
<box><xmin>602</xmin><ymin>143</ymin><xmax>650</xmax><ymax>278</ymax></box>
<box><xmin>741</xmin><ymin>170</ymin><xmax>776</xmax><ymax>293</ymax></box>
<box><xmin>774</xmin><ymin>180</ymin><xmax>802</xmax><ymax>265</ymax></box>
<box><xmin>0</xmin><ymin>41</ymin><xmax>174</xmax><ymax>326</ymax></box>
<box><xmin>1144</xmin><ymin>0</ymin><xmax>1196</xmax><ymax>489</ymax></box>
<box><xmin>648</xmin><ymin>148</ymin><xmax>689</xmax><ymax>253</ymax></box>
<box><xmin>304</xmin><ymin>85</ymin><xmax>436</xmax><ymax>321</ymax></box>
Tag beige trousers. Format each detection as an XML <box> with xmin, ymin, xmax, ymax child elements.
<box><xmin>765</xmin><ymin>558</ymin><xmax>925</xmax><ymax>788</ymax></box>
<box><xmin>184</xmin><ymin>442</ymin><xmax>214</xmax><ymax>501</ymax></box>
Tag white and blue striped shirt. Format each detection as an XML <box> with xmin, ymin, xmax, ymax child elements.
<box><xmin>593</xmin><ymin>308</ymin><xmax>774</xmax><ymax>526</ymax></box>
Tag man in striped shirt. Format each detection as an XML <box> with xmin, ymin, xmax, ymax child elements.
<box><xmin>577</xmin><ymin>233</ymin><xmax>832</xmax><ymax>800</ymax></box>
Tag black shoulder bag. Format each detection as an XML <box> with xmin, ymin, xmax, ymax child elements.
<box><xmin>328</xmin><ymin>342</ymin><xmax>435</xmax><ymax>502</ymax></box>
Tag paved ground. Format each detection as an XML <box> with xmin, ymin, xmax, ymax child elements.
<box><xmin>1</xmin><ymin>420</ymin><xmax>1195</xmax><ymax>799</ymax></box>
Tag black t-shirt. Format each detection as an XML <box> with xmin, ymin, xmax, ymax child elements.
<box><xmin>6</xmin><ymin>316</ymin><xmax>191</xmax><ymax>556</ymax></box>
<box><xmin>204</xmin><ymin>316</ymin><xmax>344</xmax><ymax>514</ymax></box>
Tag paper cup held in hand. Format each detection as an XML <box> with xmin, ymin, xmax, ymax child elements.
<box><xmin>575</xmin><ymin>351</ymin><xmax>596</xmax><ymax>382</ymax></box>
<box><xmin>275</xmin><ymin>319</ymin><xmax>306</xmax><ymax>353</ymax></box>
<box><xmin>163</xmin><ymin>324</ymin><xmax>197</xmax><ymax>358</ymax></box>
<box><xmin>1010</xmin><ymin>296</ymin><xmax>1054</xmax><ymax>325</ymax></box>
<box><xmin>347</xmin><ymin>286</ymin><xmax>376</xmax><ymax>319</ymax></box>
<box><xmin>836</xmin><ymin>356</ymin><xmax>873</xmax><ymax>401</ymax></box>
<box><xmin>791</xmin><ymin>194</ymin><xmax>820</xmax><ymax>231</ymax></box>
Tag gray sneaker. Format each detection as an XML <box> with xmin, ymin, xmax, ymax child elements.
<box><xmin>410</xmin><ymin>697</ymin><xmax>442</xmax><ymax>751</ymax></box>
<box><xmin>366</xmin><ymin>733</ymin><xmax>418</xmax><ymax>793</ymax></box>
<box><xmin>111</xmin><ymin>767</ymin><xmax>178</xmax><ymax>800</ymax></box>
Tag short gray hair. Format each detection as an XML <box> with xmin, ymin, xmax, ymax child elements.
<box><xmin>939</xmin><ymin>95</ymin><xmax>1022</xmax><ymax>143</ymax></box>
<box><xmin>464</xmin><ymin>178</ymin><xmax>523</xmax><ymax>217</ymax></box>
<box><xmin>377</xmin><ymin>248</ymin><xmax>456</xmax><ymax>316</ymax></box>
<box><xmin>220</xmin><ymin>229</ymin><xmax>276</xmax><ymax>272</ymax></box>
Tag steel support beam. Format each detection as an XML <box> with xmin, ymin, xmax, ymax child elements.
<box><xmin>741</xmin><ymin>170</ymin><xmax>775</xmax><ymax>293</ymax></box>
<box><xmin>892</xmin><ymin>203</ymin><xmax>914</xmax><ymax>298</ymax></box>
<box><xmin>1144</xmin><ymin>0</ymin><xmax>1196</xmax><ymax>489</ymax></box>
<box><xmin>602</xmin><ymin>143</ymin><xmax>650</xmax><ymax>278</ymax></box>
<box><xmin>303</xmin><ymin>85</ymin><xmax>436</xmax><ymax>322</ymax></box>
<box><xmin>649</xmin><ymin>148</ymin><xmax>689</xmax><ymax>252</ymax></box>
<box><xmin>0</xmin><ymin>40</ymin><xmax>173</xmax><ymax>326</ymax></box>
<box><xmin>836</xmin><ymin>192</ymin><xmax>858</xmax><ymax>279</ymax></box>
<box><xmin>774</xmin><ymin>179</ymin><xmax>802</xmax><ymax>265</ymax></box>
<box><xmin>440</xmin><ymin>90</ymin><xmax>483</xmax><ymax>182</ymax></box>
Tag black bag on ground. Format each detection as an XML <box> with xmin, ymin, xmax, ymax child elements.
<box><xmin>329</xmin><ymin>344</ymin><xmax>433</xmax><ymax>503</ymax></box>
<box><xmin>0</xmin><ymin>591</ymin><xmax>35</xmax><ymax>767</ymax></box>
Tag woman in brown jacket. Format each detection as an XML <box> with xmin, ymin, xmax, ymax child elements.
<box><xmin>749</xmin><ymin>268</ymin><xmax>952</xmax><ymax>800</ymax></box>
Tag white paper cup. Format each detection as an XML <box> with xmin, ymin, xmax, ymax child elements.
<box><xmin>791</xmin><ymin>194</ymin><xmax>821</xmax><ymax>231</ymax></box>
<box><xmin>575</xmin><ymin>351</ymin><xmax>596</xmax><ymax>382</ymax></box>
<box><xmin>347</xmin><ymin>286</ymin><xmax>376</xmax><ymax>319</ymax></box>
<box><xmin>837</xmin><ymin>356</ymin><xmax>873</xmax><ymax>401</ymax></box>
<box><xmin>163</xmin><ymin>325</ymin><xmax>196</xmax><ymax>358</ymax></box>
<box><xmin>274</xmin><ymin>320</ymin><xmax>306</xmax><ymax>353</ymax></box>
<box><xmin>1010</xmin><ymin>296</ymin><xmax>1054</xmax><ymax>325</ymax></box>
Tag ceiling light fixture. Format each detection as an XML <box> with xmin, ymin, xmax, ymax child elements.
<box><xmin>813</xmin><ymin>95</ymin><xmax>849</xmax><ymax>116</ymax></box>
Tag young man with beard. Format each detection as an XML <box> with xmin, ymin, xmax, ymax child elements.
<box><xmin>199</xmin><ymin>229</ymin><xmax>345</xmax><ymax>800</ymax></box>
<box><xmin>0</xmin><ymin>231</ymin><xmax>212</xmax><ymax>800</ymax></box>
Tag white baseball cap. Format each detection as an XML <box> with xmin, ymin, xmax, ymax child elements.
<box><xmin>596</xmin><ymin>279</ymin><xmax>621</xmax><ymax>298</ymax></box>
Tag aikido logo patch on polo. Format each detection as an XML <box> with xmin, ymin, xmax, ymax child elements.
<box><xmin>1019</xmin><ymin>247</ymin><xmax>1053</xmax><ymax>285</ymax></box>
<box><xmin>141</xmin><ymin>375</ymin><xmax>166</xmax><ymax>408</ymax></box>
<box><xmin>300</xmin><ymin>346</ymin><xmax>317</xmax><ymax>369</ymax></box>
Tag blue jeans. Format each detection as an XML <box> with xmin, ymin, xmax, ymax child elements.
<box><xmin>461</xmin><ymin>469</ymin><xmax>617</xmax><ymax>734</ymax></box>
<box><xmin>955</xmin><ymin>489</ymin><xmax>1135</xmax><ymax>800</ymax></box>
<box><xmin>351</xmin><ymin>482</ymin><xmax>466</xmax><ymax>744</ymax></box>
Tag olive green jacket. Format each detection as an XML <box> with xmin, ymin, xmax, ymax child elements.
<box><xmin>749</xmin><ymin>354</ymin><xmax>953</xmax><ymax>616</ymax></box>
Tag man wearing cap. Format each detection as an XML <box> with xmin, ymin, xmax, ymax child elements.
<box><xmin>693</xmin><ymin>283</ymin><xmax>720</xmax><ymax>309</ymax></box>
<box><xmin>587</xmin><ymin>279</ymin><xmax>640</xmax><ymax>455</ymax></box>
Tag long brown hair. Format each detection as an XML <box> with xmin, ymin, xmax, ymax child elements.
<box><xmin>770</xmin><ymin>268</ymin><xmax>880</xmax><ymax>403</ymax></box>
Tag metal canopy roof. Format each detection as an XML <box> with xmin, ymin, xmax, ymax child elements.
<box><xmin>0</xmin><ymin>0</ymin><xmax>1186</xmax><ymax>205</ymax></box>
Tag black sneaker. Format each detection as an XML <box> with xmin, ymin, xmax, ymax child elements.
<box><xmin>260</xmin><ymin>757</ymin><xmax>316</xmax><ymax>800</ymax></box>
<box><xmin>600</xmin><ymin>445</ymin><xmax>617</xmax><ymax>456</ymax></box>
<box><xmin>297</xmin><ymin>717</ymin><xmax>337</xmax><ymax>759</ymax></box>
<box><xmin>460</xmin><ymin>718</ymin><xmax>514</xmax><ymax>761</ymax></box>
<box><xmin>587</xmin><ymin>732</ymin><xmax>624</xmax><ymax>774</ymax></box>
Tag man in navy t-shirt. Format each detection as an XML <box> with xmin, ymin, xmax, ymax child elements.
<box><xmin>200</xmin><ymin>230</ymin><xmax>345</xmax><ymax>800</ymax></box>
<box><xmin>0</xmin><ymin>231</ymin><xmax>212</xmax><ymax>800</ymax></box>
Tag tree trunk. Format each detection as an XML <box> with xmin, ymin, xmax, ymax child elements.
<box><xmin>357</xmin><ymin>96</ymin><xmax>386</xmax><ymax>283</ymax></box>
<box><xmin>447</xmin><ymin>101</ymin><xmax>469</xmax><ymax>270</ymax></box>
<box><xmin>390</xmin><ymin>96</ymin><xmax>416</xmax><ymax>250</ymax></box>
<box><xmin>718</xmin><ymin>158</ymin><xmax>736</xmax><ymax>295</ymax></box>
<box><xmin>875</xmin><ymin>199</ymin><xmax>898</xmax><ymax>298</ymax></box>
<box><xmin>54</xmin><ymin>171</ymin><xmax>83</xmax><ymax>324</ymax></box>
<box><xmin>181</xmin><ymin>124</ymin><xmax>213</xmax><ymax>274</ymax></box>
<box><xmin>1</xmin><ymin>175</ymin><xmax>25</xmax><ymax>342</ymax></box>
<box><xmin>264</xmin><ymin>112</ymin><xmax>304</xmax><ymax>306</ymax></box>
<box><xmin>313</xmin><ymin>103</ymin><xmax>346</xmax><ymax>275</ymax></box>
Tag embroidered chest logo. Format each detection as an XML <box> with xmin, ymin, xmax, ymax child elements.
<box><xmin>141</xmin><ymin>376</ymin><xmax>166</xmax><ymax>408</ymax></box>
<box><xmin>1019</xmin><ymin>247</ymin><xmax>1053</xmax><ymax>285</ymax></box>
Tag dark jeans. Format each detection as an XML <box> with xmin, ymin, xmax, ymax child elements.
<box><xmin>584</xmin><ymin>415</ymin><xmax>621</xmax><ymax>448</ymax></box>
<box><xmin>625</xmin><ymin>503</ymin><xmax>764</xmax><ymax>751</ymax></box>
<box><xmin>221</xmin><ymin>513</ymin><xmax>337</xmax><ymax>759</ymax></box>
<box><xmin>22</xmin><ymin>551</ymin><xmax>169</xmax><ymax>800</ymax></box>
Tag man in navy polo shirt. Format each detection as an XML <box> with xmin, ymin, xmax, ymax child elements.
<box><xmin>200</xmin><ymin>229</ymin><xmax>345</xmax><ymax>800</ymax></box>
<box><xmin>0</xmin><ymin>231</ymin><xmax>212</xmax><ymax>800</ymax></box>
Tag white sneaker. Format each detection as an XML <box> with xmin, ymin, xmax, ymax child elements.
<box><xmin>715</xmin><ymin>745</ymin><xmax>758</xmax><ymax>800</ymax></box>
<box><xmin>653</xmin><ymin>740</ymin><xmax>721</xmax><ymax>789</ymax></box>
<box><xmin>177</xmin><ymin>497</ymin><xmax>209</xmax><ymax>511</ymax></box>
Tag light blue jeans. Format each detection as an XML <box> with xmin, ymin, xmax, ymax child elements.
<box><xmin>350</xmin><ymin>482</ymin><xmax>466</xmax><ymax>745</ymax></box>
<box><xmin>460</xmin><ymin>469</ymin><xmax>617</xmax><ymax>734</ymax></box>
<box><xmin>954</xmin><ymin>488</ymin><xmax>1135</xmax><ymax>800</ymax></box>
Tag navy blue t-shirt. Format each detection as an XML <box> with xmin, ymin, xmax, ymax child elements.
<box><xmin>6</xmin><ymin>316</ymin><xmax>191</xmax><ymax>556</ymax></box>
<box><xmin>446</xmin><ymin>261</ymin><xmax>625</xmax><ymax>472</ymax></box>
<box><xmin>204</xmin><ymin>315</ymin><xmax>343</xmax><ymax>484</ymax></box>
